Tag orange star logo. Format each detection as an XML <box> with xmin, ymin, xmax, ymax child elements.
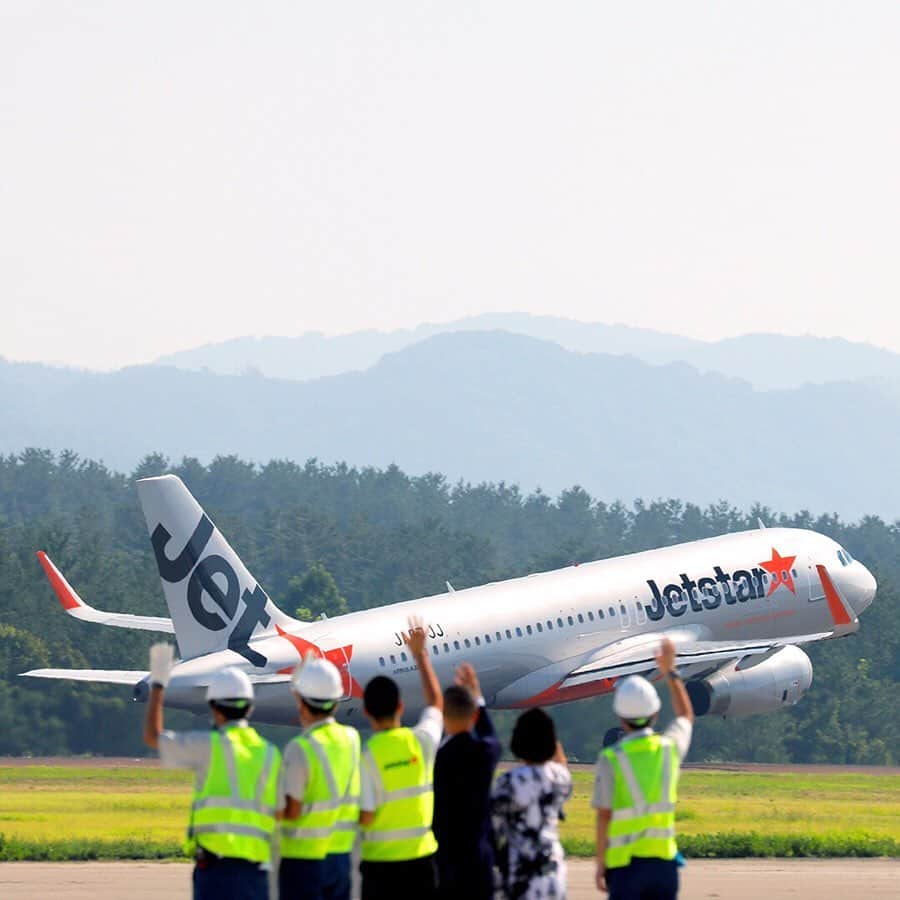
<box><xmin>759</xmin><ymin>548</ymin><xmax>797</xmax><ymax>596</ymax></box>
<box><xmin>275</xmin><ymin>624</ymin><xmax>363</xmax><ymax>698</ymax></box>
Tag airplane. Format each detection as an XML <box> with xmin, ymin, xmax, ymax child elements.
<box><xmin>23</xmin><ymin>475</ymin><xmax>876</xmax><ymax>742</ymax></box>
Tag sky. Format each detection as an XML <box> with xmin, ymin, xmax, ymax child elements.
<box><xmin>2</xmin><ymin>2</ymin><xmax>900</xmax><ymax>370</ymax></box>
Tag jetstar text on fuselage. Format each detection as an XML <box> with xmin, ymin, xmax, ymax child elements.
<box><xmin>644</xmin><ymin>548</ymin><xmax>798</xmax><ymax>621</ymax></box>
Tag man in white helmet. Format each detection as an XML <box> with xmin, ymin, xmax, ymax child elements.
<box><xmin>278</xmin><ymin>654</ymin><xmax>360</xmax><ymax>900</ymax></box>
<box><xmin>592</xmin><ymin>637</ymin><xmax>694</xmax><ymax>899</ymax></box>
<box><xmin>143</xmin><ymin>643</ymin><xmax>281</xmax><ymax>900</ymax></box>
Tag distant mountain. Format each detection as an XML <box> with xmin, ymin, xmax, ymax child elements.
<box><xmin>5</xmin><ymin>331</ymin><xmax>900</xmax><ymax>519</ymax></box>
<box><xmin>154</xmin><ymin>313</ymin><xmax>900</xmax><ymax>391</ymax></box>
<box><xmin>155</xmin><ymin>313</ymin><xmax>700</xmax><ymax>381</ymax></box>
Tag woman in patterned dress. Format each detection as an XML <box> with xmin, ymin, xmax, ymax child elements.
<box><xmin>490</xmin><ymin>708</ymin><xmax>573</xmax><ymax>899</ymax></box>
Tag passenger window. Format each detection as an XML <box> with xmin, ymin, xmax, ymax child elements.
<box><xmin>515</xmin><ymin>627</ymin><xmax>523</xmax><ymax>637</ymax></box>
<box><xmin>557</xmin><ymin>617</ymin><xmax>564</xmax><ymax>628</ymax></box>
<box><xmin>567</xmin><ymin>616</ymin><xmax>574</xmax><ymax>626</ymax></box>
<box><xmin>464</xmin><ymin>638</ymin><xmax>471</xmax><ymax>648</ymax></box>
<box><xmin>474</xmin><ymin>636</ymin><xmax>481</xmax><ymax>646</ymax></box>
<box><xmin>588</xmin><ymin>611</ymin><xmax>595</xmax><ymax>621</ymax></box>
<box><xmin>609</xmin><ymin>607</ymin><xmax>616</xmax><ymax>617</ymax></box>
<box><xmin>401</xmin><ymin>652</ymin><xmax>407</xmax><ymax>662</ymax></box>
<box><xmin>598</xmin><ymin>609</ymin><xmax>605</xmax><ymax>619</ymax></box>
<box><xmin>577</xmin><ymin>613</ymin><xmax>584</xmax><ymax>624</ymax></box>
<box><xmin>526</xmin><ymin>625</ymin><xmax>533</xmax><ymax>635</ymax></box>
<box><xmin>453</xmin><ymin>641</ymin><xmax>460</xmax><ymax>650</ymax></box>
<box><xmin>496</xmin><ymin>631</ymin><xmax>502</xmax><ymax>641</ymax></box>
<box><xmin>431</xmin><ymin>645</ymin><xmax>438</xmax><ymax>656</ymax></box>
<box><xmin>390</xmin><ymin>654</ymin><xmax>396</xmax><ymax>664</ymax></box>
<box><xmin>379</xmin><ymin>656</ymin><xmax>386</xmax><ymax>667</ymax></box>
<box><xmin>547</xmin><ymin>620</ymin><xmax>553</xmax><ymax>630</ymax></box>
<box><xmin>443</xmin><ymin>643</ymin><xmax>450</xmax><ymax>653</ymax></box>
<box><xmin>507</xmin><ymin>629</ymin><xmax>513</xmax><ymax>639</ymax></box>
<box><xmin>536</xmin><ymin>623</ymin><xmax>543</xmax><ymax>633</ymax></box>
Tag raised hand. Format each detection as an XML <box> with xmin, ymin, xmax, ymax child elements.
<box><xmin>454</xmin><ymin>662</ymin><xmax>481</xmax><ymax>699</ymax></box>
<box><xmin>149</xmin><ymin>642</ymin><xmax>175</xmax><ymax>688</ymax></box>
<box><xmin>655</xmin><ymin>636</ymin><xmax>677</xmax><ymax>675</ymax></box>
<box><xmin>402</xmin><ymin>616</ymin><xmax>428</xmax><ymax>658</ymax></box>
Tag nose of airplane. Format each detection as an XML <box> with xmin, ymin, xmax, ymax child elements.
<box><xmin>833</xmin><ymin>562</ymin><xmax>877</xmax><ymax>617</ymax></box>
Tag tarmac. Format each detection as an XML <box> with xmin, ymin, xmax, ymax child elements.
<box><xmin>1</xmin><ymin>859</ymin><xmax>898</xmax><ymax>899</ymax></box>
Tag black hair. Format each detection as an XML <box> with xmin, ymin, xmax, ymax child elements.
<box><xmin>210</xmin><ymin>700</ymin><xmax>252</xmax><ymax>721</ymax></box>
<box><xmin>443</xmin><ymin>684</ymin><xmax>477</xmax><ymax>720</ymax></box>
<box><xmin>364</xmin><ymin>675</ymin><xmax>400</xmax><ymax>719</ymax></box>
<box><xmin>510</xmin><ymin>707</ymin><xmax>557</xmax><ymax>763</ymax></box>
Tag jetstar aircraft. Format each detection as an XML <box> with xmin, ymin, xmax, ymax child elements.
<box><xmin>23</xmin><ymin>476</ymin><xmax>876</xmax><ymax>738</ymax></box>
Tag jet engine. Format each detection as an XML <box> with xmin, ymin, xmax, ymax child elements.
<box><xmin>686</xmin><ymin>645</ymin><xmax>813</xmax><ymax>718</ymax></box>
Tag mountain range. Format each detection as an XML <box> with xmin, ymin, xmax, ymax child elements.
<box><xmin>155</xmin><ymin>313</ymin><xmax>900</xmax><ymax>392</ymax></box>
<box><xmin>4</xmin><ymin>329</ymin><xmax>900</xmax><ymax>519</ymax></box>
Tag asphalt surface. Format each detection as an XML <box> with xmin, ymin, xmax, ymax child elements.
<box><xmin>1</xmin><ymin>860</ymin><xmax>898</xmax><ymax>899</ymax></box>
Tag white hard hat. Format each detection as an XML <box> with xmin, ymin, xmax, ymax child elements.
<box><xmin>613</xmin><ymin>675</ymin><xmax>661</xmax><ymax>721</ymax></box>
<box><xmin>206</xmin><ymin>667</ymin><xmax>255</xmax><ymax>705</ymax></box>
<box><xmin>292</xmin><ymin>656</ymin><xmax>343</xmax><ymax>710</ymax></box>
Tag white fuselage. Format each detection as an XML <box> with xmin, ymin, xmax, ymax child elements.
<box><xmin>161</xmin><ymin>527</ymin><xmax>875</xmax><ymax>726</ymax></box>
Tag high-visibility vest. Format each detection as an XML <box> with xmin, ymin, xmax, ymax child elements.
<box><xmin>280</xmin><ymin>720</ymin><xmax>361</xmax><ymax>860</ymax></box>
<box><xmin>360</xmin><ymin>727</ymin><xmax>438</xmax><ymax>862</ymax></box>
<box><xmin>187</xmin><ymin>726</ymin><xmax>280</xmax><ymax>864</ymax></box>
<box><xmin>602</xmin><ymin>733</ymin><xmax>679</xmax><ymax>869</ymax></box>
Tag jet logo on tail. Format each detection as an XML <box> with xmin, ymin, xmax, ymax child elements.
<box><xmin>151</xmin><ymin>513</ymin><xmax>271</xmax><ymax>666</ymax></box>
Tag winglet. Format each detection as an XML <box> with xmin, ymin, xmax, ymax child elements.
<box><xmin>36</xmin><ymin>551</ymin><xmax>83</xmax><ymax>611</ymax></box>
<box><xmin>816</xmin><ymin>564</ymin><xmax>854</xmax><ymax>626</ymax></box>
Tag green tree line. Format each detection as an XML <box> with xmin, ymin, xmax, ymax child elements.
<box><xmin>0</xmin><ymin>449</ymin><xmax>896</xmax><ymax>763</ymax></box>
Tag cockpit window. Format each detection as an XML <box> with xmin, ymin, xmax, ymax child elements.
<box><xmin>836</xmin><ymin>549</ymin><xmax>852</xmax><ymax>567</ymax></box>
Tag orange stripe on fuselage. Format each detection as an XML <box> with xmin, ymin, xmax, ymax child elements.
<box><xmin>510</xmin><ymin>676</ymin><xmax>617</xmax><ymax>708</ymax></box>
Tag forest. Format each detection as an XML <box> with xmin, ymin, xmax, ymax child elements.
<box><xmin>0</xmin><ymin>449</ymin><xmax>896</xmax><ymax>763</ymax></box>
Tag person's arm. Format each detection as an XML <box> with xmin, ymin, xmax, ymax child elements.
<box><xmin>595</xmin><ymin>808</ymin><xmax>612</xmax><ymax>893</ymax></box>
<box><xmin>143</xmin><ymin>644</ymin><xmax>175</xmax><ymax>749</ymax></box>
<box><xmin>656</xmin><ymin>636</ymin><xmax>694</xmax><ymax>723</ymax></box>
<box><xmin>456</xmin><ymin>662</ymin><xmax>499</xmax><ymax>742</ymax></box>
<box><xmin>403</xmin><ymin>616</ymin><xmax>442</xmax><ymax>713</ymax></box>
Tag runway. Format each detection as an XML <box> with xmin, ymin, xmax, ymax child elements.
<box><xmin>1</xmin><ymin>859</ymin><xmax>898</xmax><ymax>899</ymax></box>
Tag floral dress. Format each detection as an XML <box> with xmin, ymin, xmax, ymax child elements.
<box><xmin>490</xmin><ymin>762</ymin><xmax>573</xmax><ymax>899</ymax></box>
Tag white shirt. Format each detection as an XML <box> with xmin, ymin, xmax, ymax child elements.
<box><xmin>591</xmin><ymin>717</ymin><xmax>693</xmax><ymax>810</ymax></box>
<box><xmin>360</xmin><ymin>706</ymin><xmax>443</xmax><ymax>813</ymax></box>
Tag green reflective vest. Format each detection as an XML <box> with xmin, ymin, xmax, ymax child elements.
<box><xmin>187</xmin><ymin>725</ymin><xmax>280</xmax><ymax>864</ymax></box>
<box><xmin>280</xmin><ymin>720</ymin><xmax>361</xmax><ymax>860</ymax></box>
<box><xmin>602</xmin><ymin>733</ymin><xmax>679</xmax><ymax>869</ymax></box>
<box><xmin>360</xmin><ymin>727</ymin><xmax>438</xmax><ymax>862</ymax></box>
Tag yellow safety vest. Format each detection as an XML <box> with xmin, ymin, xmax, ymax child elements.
<box><xmin>360</xmin><ymin>727</ymin><xmax>438</xmax><ymax>862</ymax></box>
<box><xmin>188</xmin><ymin>726</ymin><xmax>280</xmax><ymax>864</ymax></box>
<box><xmin>280</xmin><ymin>720</ymin><xmax>361</xmax><ymax>860</ymax></box>
<box><xmin>602</xmin><ymin>733</ymin><xmax>679</xmax><ymax>869</ymax></box>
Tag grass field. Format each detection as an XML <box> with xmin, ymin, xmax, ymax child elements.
<box><xmin>0</xmin><ymin>766</ymin><xmax>897</xmax><ymax>860</ymax></box>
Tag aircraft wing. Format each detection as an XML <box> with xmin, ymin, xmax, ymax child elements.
<box><xmin>561</xmin><ymin>629</ymin><xmax>832</xmax><ymax>690</ymax></box>
<box><xmin>36</xmin><ymin>551</ymin><xmax>174</xmax><ymax>633</ymax></box>
<box><xmin>20</xmin><ymin>669</ymin><xmax>148</xmax><ymax>685</ymax></box>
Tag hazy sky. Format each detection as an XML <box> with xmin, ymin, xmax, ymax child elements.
<box><xmin>3</xmin><ymin>2</ymin><xmax>899</xmax><ymax>369</ymax></box>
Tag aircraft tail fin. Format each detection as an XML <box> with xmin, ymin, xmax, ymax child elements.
<box><xmin>136</xmin><ymin>475</ymin><xmax>297</xmax><ymax>665</ymax></box>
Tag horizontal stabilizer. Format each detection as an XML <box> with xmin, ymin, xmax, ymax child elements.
<box><xmin>21</xmin><ymin>669</ymin><xmax>148</xmax><ymax>685</ymax></box>
<box><xmin>36</xmin><ymin>551</ymin><xmax>174</xmax><ymax>633</ymax></box>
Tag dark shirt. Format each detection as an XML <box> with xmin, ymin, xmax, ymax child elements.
<box><xmin>433</xmin><ymin>707</ymin><xmax>502</xmax><ymax>897</ymax></box>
